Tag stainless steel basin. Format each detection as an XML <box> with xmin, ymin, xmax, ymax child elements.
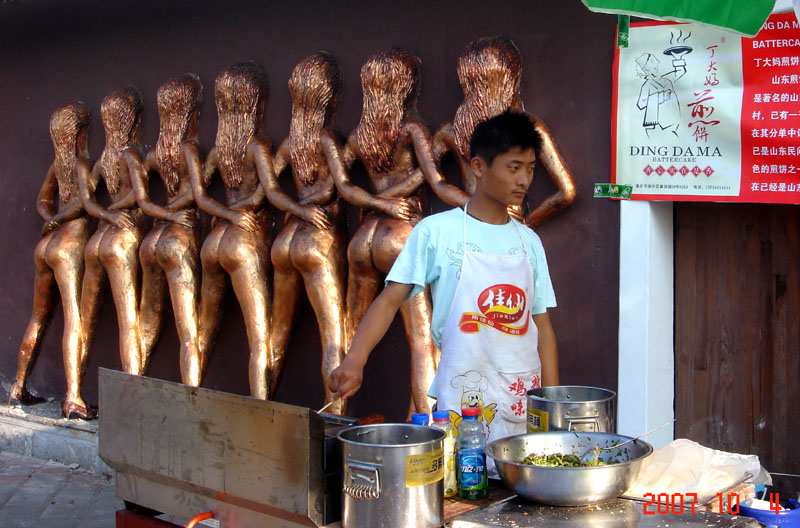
<box><xmin>486</xmin><ymin>432</ymin><xmax>653</xmax><ymax>506</ymax></box>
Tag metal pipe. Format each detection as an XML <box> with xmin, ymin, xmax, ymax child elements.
<box><xmin>185</xmin><ymin>511</ymin><xmax>214</xmax><ymax>528</ymax></box>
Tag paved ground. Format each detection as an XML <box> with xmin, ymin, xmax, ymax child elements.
<box><xmin>0</xmin><ymin>386</ymin><xmax>216</xmax><ymax>528</ymax></box>
<box><xmin>0</xmin><ymin>450</ymin><xmax>210</xmax><ymax>528</ymax></box>
<box><xmin>0</xmin><ymin>450</ymin><xmax>122</xmax><ymax>528</ymax></box>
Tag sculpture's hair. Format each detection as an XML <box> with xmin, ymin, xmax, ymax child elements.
<box><xmin>453</xmin><ymin>37</ymin><xmax>522</xmax><ymax>160</ymax></box>
<box><xmin>99</xmin><ymin>87</ymin><xmax>143</xmax><ymax>194</ymax></box>
<box><xmin>50</xmin><ymin>102</ymin><xmax>91</xmax><ymax>202</ymax></box>
<box><xmin>354</xmin><ymin>48</ymin><xmax>421</xmax><ymax>174</ymax></box>
<box><xmin>215</xmin><ymin>61</ymin><xmax>268</xmax><ymax>188</ymax></box>
<box><xmin>155</xmin><ymin>74</ymin><xmax>203</xmax><ymax>195</ymax></box>
<box><xmin>288</xmin><ymin>53</ymin><xmax>343</xmax><ymax>186</ymax></box>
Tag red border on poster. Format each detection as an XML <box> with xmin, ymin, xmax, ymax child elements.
<box><xmin>612</xmin><ymin>13</ymin><xmax>800</xmax><ymax>203</ymax></box>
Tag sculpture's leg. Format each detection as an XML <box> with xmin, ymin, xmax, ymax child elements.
<box><xmin>370</xmin><ymin>216</ymin><xmax>435</xmax><ymax>419</ymax></box>
<box><xmin>52</xmin><ymin>222</ymin><xmax>90</xmax><ymax>413</ymax></box>
<box><xmin>100</xmin><ymin>227</ymin><xmax>143</xmax><ymax>376</ymax></box>
<box><xmin>303</xmin><ymin>229</ymin><xmax>348</xmax><ymax>415</ymax></box>
<box><xmin>220</xmin><ymin>225</ymin><xmax>271</xmax><ymax>400</ymax></box>
<box><xmin>161</xmin><ymin>224</ymin><xmax>202</xmax><ymax>386</ymax></box>
<box><xmin>138</xmin><ymin>225</ymin><xmax>168</xmax><ymax>370</ymax></box>
<box><xmin>398</xmin><ymin>293</ymin><xmax>439</xmax><ymax>417</ymax></box>
<box><xmin>13</xmin><ymin>236</ymin><xmax>57</xmax><ymax>403</ymax></box>
<box><xmin>345</xmin><ymin>215</ymin><xmax>382</xmax><ymax>347</ymax></box>
<box><xmin>269</xmin><ymin>220</ymin><xmax>302</xmax><ymax>395</ymax></box>
<box><xmin>198</xmin><ymin>224</ymin><xmax>228</xmax><ymax>372</ymax></box>
<box><xmin>79</xmin><ymin>225</ymin><xmax>110</xmax><ymax>365</ymax></box>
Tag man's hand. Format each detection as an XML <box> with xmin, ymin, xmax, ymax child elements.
<box><xmin>533</xmin><ymin>311</ymin><xmax>559</xmax><ymax>386</ymax></box>
<box><xmin>327</xmin><ymin>281</ymin><xmax>414</xmax><ymax>401</ymax></box>
<box><xmin>329</xmin><ymin>359</ymin><xmax>364</xmax><ymax>400</ymax></box>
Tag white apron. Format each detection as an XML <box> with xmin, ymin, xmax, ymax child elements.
<box><xmin>430</xmin><ymin>205</ymin><xmax>541</xmax><ymax>472</ymax></box>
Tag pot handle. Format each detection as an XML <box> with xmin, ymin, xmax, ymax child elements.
<box><xmin>567</xmin><ymin>417</ymin><xmax>600</xmax><ymax>432</ymax></box>
<box><xmin>343</xmin><ymin>461</ymin><xmax>381</xmax><ymax>500</ymax></box>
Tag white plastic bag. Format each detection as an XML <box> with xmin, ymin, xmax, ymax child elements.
<box><xmin>625</xmin><ymin>438</ymin><xmax>761</xmax><ymax>500</ymax></box>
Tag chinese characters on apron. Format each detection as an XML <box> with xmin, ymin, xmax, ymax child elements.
<box><xmin>430</xmin><ymin>205</ymin><xmax>541</xmax><ymax>473</ymax></box>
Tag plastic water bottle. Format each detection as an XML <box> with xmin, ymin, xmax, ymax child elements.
<box><xmin>456</xmin><ymin>407</ymin><xmax>487</xmax><ymax>499</ymax></box>
<box><xmin>410</xmin><ymin>413</ymin><xmax>429</xmax><ymax>426</ymax></box>
<box><xmin>431</xmin><ymin>410</ymin><xmax>456</xmax><ymax>498</ymax></box>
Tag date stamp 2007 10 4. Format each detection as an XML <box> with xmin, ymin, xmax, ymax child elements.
<box><xmin>642</xmin><ymin>492</ymin><xmax>783</xmax><ymax>515</ymax></box>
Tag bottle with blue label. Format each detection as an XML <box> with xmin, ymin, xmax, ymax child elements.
<box><xmin>456</xmin><ymin>407</ymin><xmax>488</xmax><ymax>499</ymax></box>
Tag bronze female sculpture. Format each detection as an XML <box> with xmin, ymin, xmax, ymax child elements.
<box><xmin>258</xmin><ymin>53</ymin><xmax>348</xmax><ymax>413</ymax></box>
<box><xmin>432</xmin><ymin>36</ymin><xmax>576</xmax><ymax>226</ymax></box>
<box><xmin>78</xmin><ymin>87</ymin><xmax>146</xmax><ymax>395</ymax></box>
<box><xmin>123</xmin><ymin>74</ymin><xmax>203</xmax><ymax>385</ymax></box>
<box><xmin>186</xmin><ymin>61</ymin><xmax>273</xmax><ymax>399</ymax></box>
<box><xmin>328</xmin><ymin>48</ymin><xmax>465</xmax><ymax>416</ymax></box>
<box><xmin>12</xmin><ymin>103</ymin><xmax>93</xmax><ymax>418</ymax></box>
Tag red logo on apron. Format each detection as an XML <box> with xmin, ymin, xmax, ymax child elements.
<box><xmin>458</xmin><ymin>284</ymin><xmax>529</xmax><ymax>336</ymax></box>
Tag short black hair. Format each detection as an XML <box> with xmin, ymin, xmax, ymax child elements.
<box><xmin>469</xmin><ymin>111</ymin><xmax>542</xmax><ymax>165</ymax></box>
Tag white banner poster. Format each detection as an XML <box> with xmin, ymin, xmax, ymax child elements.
<box><xmin>613</xmin><ymin>22</ymin><xmax>743</xmax><ymax>199</ymax></box>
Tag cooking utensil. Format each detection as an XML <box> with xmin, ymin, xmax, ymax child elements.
<box><xmin>486</xmin><ymin>431</ymin><xmax>653</xmax><ymax>506</ymax></box>
<box><xmin>318</xmin><ymin>399</ymin><xmax>340</xmax><ymax>414</ymax></box>
<box><xmin>527</xmin><ymin>385</ymin><xmax>616</xmax><ymax>433</ymax></box>
<box><xmin>579</xmin><ymin>418</ymin><xmax>675</xmax><ymax>464</ymax></box>
<box><xmin>338</xmin><ymin>423</ymin><xmax>445</xmax><ymax>528</ymax></box>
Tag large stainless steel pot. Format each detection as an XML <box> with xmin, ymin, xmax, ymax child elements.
<box><xmin>486</xmin><ymin>431</ymin><xmax>653</xmax><ymax>506</ymax></box>
<box><xmin>338</xmin><ymin>424</ymin><xmax>445</xmax><ymax>528</ymax></box>
<box><xmin>527</xmin><ymin>386</ymin><xmax>616</xmax><ymax>433</ymax></box>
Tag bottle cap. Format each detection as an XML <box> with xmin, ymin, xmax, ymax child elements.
<box><xmin>410</xmin><ymin>413</ymin><xmax>429</xmax><ymax>425</ymax></box>
<box><xmin>432</xmin><ymin>410</ymin><xmax>450</xmax><ymax>421</ymax></box>
<box><xmin>462</xmin><ymin>407</ymin><xmax>480</xmax><ymax>417</ymax></box>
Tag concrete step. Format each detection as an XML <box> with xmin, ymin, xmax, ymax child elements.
<box><xmin>0</xmin><ymin>386</ymin><xmax>111</xmax><ymax>476</ymax></box>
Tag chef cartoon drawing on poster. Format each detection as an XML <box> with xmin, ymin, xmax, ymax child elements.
<box><xmin>635</xmin><ymin>30</ymin><xmax>693</xmax><ymax>138</ymax></box>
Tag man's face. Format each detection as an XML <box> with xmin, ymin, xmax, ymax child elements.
<box><xmin>473</xmin><ymin>147</ymin><xmax>536</xmax><ymax>207</ymax></box>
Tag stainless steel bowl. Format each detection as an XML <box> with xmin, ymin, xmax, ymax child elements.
<box><xmin>486</xmin><ymin>431</ymin><xmax>653</xmax><ymax>506</ymax></box>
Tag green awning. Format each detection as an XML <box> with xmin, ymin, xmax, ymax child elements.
<box><xmin>582</xmin><ymin>0</ymin><xmax>777</xmax><ymax>37</ymax></box>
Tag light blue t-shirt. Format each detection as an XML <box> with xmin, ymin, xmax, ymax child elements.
<box><xmin>386</xmin><ymin>207</ymin><xmax>557</xmax><ymax>348</ymax></box>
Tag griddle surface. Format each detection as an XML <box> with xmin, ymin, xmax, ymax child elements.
<box><xmin>447</xmin><ymin>496</ymin><xmax>760</xmax><ymax>527</ymax></box>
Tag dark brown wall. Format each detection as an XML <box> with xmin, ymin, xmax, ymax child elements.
<box><xmin>675</xmin><ymin>202</ymin><xmax>800</xmax><ymax>496</ymax></box>
<box><xmin>0</xmin><ymin>0</ymin><xmax>620</xmax><ymax>422</ymax></box>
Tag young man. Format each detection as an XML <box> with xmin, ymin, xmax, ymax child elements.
<box><xmin>329</xmin><ymin>111</ymin><xmax>558</xmax><ymax>446</ymax></box>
